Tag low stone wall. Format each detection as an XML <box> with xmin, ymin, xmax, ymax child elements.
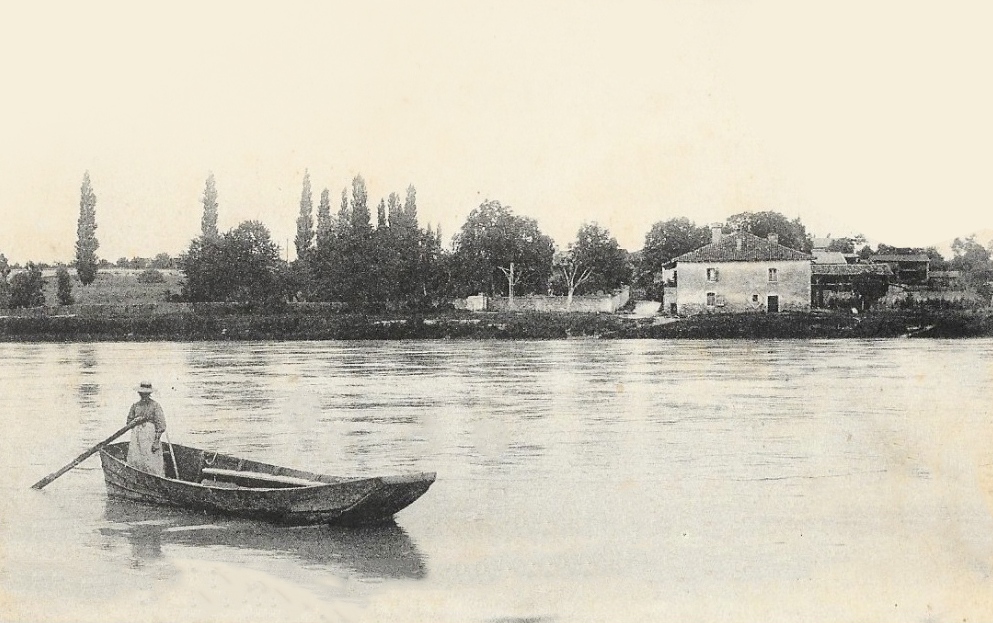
<box><xmin>484</xmin><ymin>286</ymin><xmax>630</xmax><ymax>313</ymax></box>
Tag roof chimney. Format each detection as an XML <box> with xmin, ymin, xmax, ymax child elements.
<box><xmin>710</xmin><ymin>223</ymin><xmax>724</xmax><ymax>244</ymax></box>
<box><xmin>767</xmin><ymin>233</ymin><xmax>779</xmax><ymax>245</ymax></box>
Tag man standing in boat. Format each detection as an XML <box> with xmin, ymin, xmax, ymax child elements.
<box><xmin>126</xmin><ymin>382</ymin><xmax>167</xmax><ymax>477</ymax></box>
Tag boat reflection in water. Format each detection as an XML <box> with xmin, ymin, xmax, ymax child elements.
<box><xmin>99</xmin><ymin>499</ymin><xmax>427</xmax><ymax>580</ymax></box>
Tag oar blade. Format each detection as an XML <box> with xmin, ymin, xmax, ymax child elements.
<box><xmin>31</xmin><ymin>417</ymin><xmax>150</xmax><ymax>490</ymax></box>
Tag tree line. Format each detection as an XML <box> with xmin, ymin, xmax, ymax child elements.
<box><xmin>179</xmin><ymin>171</ymin><xmax>631</xmax><ymax>310</ymax></box>
<box><xmin>2</xmin><ymin>171</ymin><xmax>992</xmax><ymax>310</ymax></box>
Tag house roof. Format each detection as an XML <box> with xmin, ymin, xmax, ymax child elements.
<box><xmin>871</xmin><ymin>254</ymin><xmax>930</xmax><ymax>263</ymax></box>
<box><xmin>812</xmin><ymin>263</ymin><xmax>893</xmax><ymax>276</ymax></box>
<box><xmin>673</xmin><ymin>231</ymin><xmax>812</xmax><ymax>263</ymax></box>
<box><xmin>812</xmin><ymin>250</ymin><xmax>848</xmax><ymax>264</ymax></box>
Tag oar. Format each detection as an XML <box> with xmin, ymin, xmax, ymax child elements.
<box><xmin>31</xmin><ymin>417</ymin><xmax>151</xmax><ymax>490</ymax></box>
<box><xmin>163</xmin><ymin>431</ymin><xmax>180</xmax><ymax>479</ymax></box>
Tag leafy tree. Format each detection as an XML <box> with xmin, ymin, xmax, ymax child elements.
<box><xmin>137</xmin><ymin>268</ymin><xmax>166</xmax><ymax>284</ymax></box>
<box><xmin>949</xmin><ymin>235</ymin><xmax>993</xmax><ymax>296</ymax></box>
<box><xmin>876</xmin><ymin>243</ymin><xmax>925</xmax><ymax>255</ymax></box>
<box><xmin>553</xmin><ymin>223</ymin><xmax>630</xmax><ymax>307</ymax></box>
<box><xmin>826</xmin><ymin>238</ymin><xmax>855</xmax><ymax>253</ymax></box>
<box><xmin>0</xmin><ymin>253</ymin><xmax>11</xmax><ymax>308</ymax></box>
<box><xmin>924</xmin><ymin>247</ymin><xmax>949</xmax><ymax>271</ymax></box>
<box><xmin>553</xmin><ymin>252</ymin><xmax>591</xmax><ymax>309</ymax></box>
<box><xmin>638</xmin><ymin>217</ymin><xmax>711</xmax><ymax>295</ymax></box>
<box><xmin>949</xmin><ymin>235</ymin><xmax>991</xmax><ymax>272</ymax></box>
<box><xmin>181</xmin><ymin>220</ymin><xmax>282</xmax><ymax>302</ymax></box>
<box><xmin>294</xmin><ymin>170</ymin><xmax>314</xmax><ymax>260</ymax></box>
<box><xmin>201</xmin><ymin>173</ymin><xmax>219</xmax><ymax>239</ymax></box>
<box><xmin>451</xmin><ymin>200</ymin><xmax>555</xmax><ymax>299</ymax></box>
<box><xmin>316</xmin><ymin>188</ymin><xmax>332</xmax><ymax>248</ymax></box>
<box><xmin>150</xmin><ymin>253</ymin><xmax>174</xmax><ymax>269</ymax></box>
<box><xmin>726</xmin><ymin>210</ymin><xmax>811</xmax><ymax>252</ymax></box>
<box><xmin>304</xmin><ymin>177</ymin><xmax>450</xmax><ymax>308</ymax></box>
<box><xmin>10</xmin><ymin>262</ymin><xmax>46</xmax><ymax>308</ymax></box>
<box><xmin>56</xmin><ymin>266</ymin><xmax>75</xmax><ymax>305</ymax></box>
<box><xmin>75</xmin><ymin>172</ymin><xmax>99</xmax><ymax>286</ymax></box>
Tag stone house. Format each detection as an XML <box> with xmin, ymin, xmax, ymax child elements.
<box><xmin>667</xmin><ymin>224</ymin><xmax>812</xmax><ymax>315</ymax></box>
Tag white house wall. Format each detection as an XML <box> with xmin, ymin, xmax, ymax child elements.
<box><xmin>676</xmin><ymin>260</ymin><xmax>811</xmax><ymax>314</ymax></box>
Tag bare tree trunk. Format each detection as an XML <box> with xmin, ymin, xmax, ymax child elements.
<box><xmin>498</xmin><ymin>262</ymin><xmax>520</xmax><ymax>311</ymax></box>
<box><xmin>508</xmin><ymin>262</ymin><xmax>515</xmax><ymax>310</ymax></box>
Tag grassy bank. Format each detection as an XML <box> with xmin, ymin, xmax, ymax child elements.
<box><xmin>1</xmin><ymin>308</ymin><xmax>992</xmax><ymax>341</ymax></box>
<box><xmin>620</xmin><ymin>310</ymin><xmax>993</xmax><ymax>339</ymax></box>
<box><xmin>0</xmin><ymin>310</ymin><xmax>636</xmax><ymax>341</ymax></box>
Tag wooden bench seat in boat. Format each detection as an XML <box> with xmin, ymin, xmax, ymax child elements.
<box><xmin>199</xmin><ymin>467</ymin><xmax>321</xmax><ymax>488</ymax></box>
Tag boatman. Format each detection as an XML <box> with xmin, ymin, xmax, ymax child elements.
<box><xmin>126</xmin><ymin>382</ymin><xmax>168</xmax><ymax>477</ymax></box>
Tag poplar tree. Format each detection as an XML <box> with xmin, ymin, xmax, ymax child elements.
<box><xmin>376</xmin><ymin>199</ymin><xmax>387</xmax><ymax>230</ymax></box>
<box><xmin>294</xmin><ymin>170</ymin><xmax>314</xmax><ymax>259</ymax></box>
<box><xmin>75</xmin><ymin>172</ymin><xmax>99</xmax><ymax>286</ymax></box>
<box><xmin>387</xmin><ymin>192</ymin><xmax>402</xmax><ymax>228</ymax></box>
<box><xmin>201</xmin><ymin>173</ymin><xmax>219</xmax><ymax>239</ymax></box>
<box><xmin>337</xmin><ymin>187</ymin><xmax>350</xmax><ymax>236</ymax></box>
<box><xmin>403</xmin><ymin>185</ymin><xmax>418</xmax><ymax>230</ymax></box>
<box><xmin>316</xmin><ymin>188</ymin><xmax>332</xmax><ymax>248</ymax></box>
<box><xmin>350</xmin><ymin>175</ymin><xmax>371</xmax><ymax>232</ymax></box>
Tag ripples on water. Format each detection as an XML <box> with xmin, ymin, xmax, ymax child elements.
<box><xmin>2</xmin><ymin>339</ymin><xmax>992</xmax><ymax>622</ymax></box>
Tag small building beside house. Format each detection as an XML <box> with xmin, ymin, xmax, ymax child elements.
<box><xmin>870</xmin><ymin>253</ymin><xmax>930</xmax><ymax>285</ymax></box>
<box><xmin>810</xmin><ymin>247</ymin><xmax>893</xmax><ymax>308</ymax></box>
<box><xmin>811</xmin><ymin>263</ymin><xmax>893</xmax><ymax>308</ymax></box>
<box><xmin>669</xmin><ymin>225</ymin><xmax>812</xmax><ymax>315</ymax></box>
<box><xmin>928</xmin><ymin>270</ymin><xmax>962</xmax><ymax>289</ymax></box>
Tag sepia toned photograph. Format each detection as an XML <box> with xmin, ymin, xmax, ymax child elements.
<box><xmin>2</xmin><ymin>2</ymin><xmax>992</xmax><ymax>622</ymax></box>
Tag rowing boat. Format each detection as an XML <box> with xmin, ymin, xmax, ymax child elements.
<box><xmin>98</xmin><ymin>442</ymin><xmax>435</xmax><ymax>526</ymax></box>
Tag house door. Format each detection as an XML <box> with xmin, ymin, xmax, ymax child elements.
<box><xmin>767</xmin><ymin>295</ymin><xmax>779</xmax><ymax>313</ymax></box>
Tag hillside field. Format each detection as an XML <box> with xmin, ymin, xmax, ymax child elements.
<box><xmin>41</xmin><ymin>268</ymin><xmax>184</xmax><ymax>306</ymax></box>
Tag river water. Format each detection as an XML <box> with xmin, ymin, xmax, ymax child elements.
<box><xmin>1</xmin><ymin>339</ymin><xmax>992</xmax><ymax>623</ymax></box>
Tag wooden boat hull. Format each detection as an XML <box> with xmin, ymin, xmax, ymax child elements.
<box><xmin>98</xmin><ymin>442</ymin><xmax>435</xmax><ymax>526</ymax></box>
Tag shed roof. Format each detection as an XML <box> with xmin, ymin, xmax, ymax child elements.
<box><xmin>674</xmin><ymin>231</ymin><xmax>811</xmax><ymax>263</ymax></box>
<box><xmin>811</xmin><ymin>263</ymin><xmax>893</xmax><ymax>276</ymax></box>
<box><xmin>871</xmin><ymin>254</ymin><xmax>930</xmax><ymax>263</ymax></box>
<box><xmin>812</xmin><ymin>250</ymin><xmax>848</xmax><ymax>264</ymax></box>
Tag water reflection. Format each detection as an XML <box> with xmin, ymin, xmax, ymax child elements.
<box><xmin>77</xmin><ymin>343</ymin><xmax>101</xmax><ymax>410</ymax></box>
<box><xmin>100</xmin><ymin>499</ymin><xmax>426</xmax><ymax>580</ymax></box>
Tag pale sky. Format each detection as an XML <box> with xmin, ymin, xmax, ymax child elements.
<box><xmin>1</xmin><ymin>1</ymin><xmax>991</xmax><ymax>264</ymax></box>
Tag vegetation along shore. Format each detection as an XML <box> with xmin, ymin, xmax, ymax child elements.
<box><xmin>2</xmin><ymin>171</ymin><xmax>991</xmax><ymax>338</ymax></box>
<box><xmin>2</xmin><ymin>307</ymin><xmax>992</xmax><ymax>342</ymax></box>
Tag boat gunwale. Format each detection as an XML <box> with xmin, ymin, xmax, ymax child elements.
<box><xmin>99</xmin><ymin>442</ymin><xmax>436</xmax><ymax>493</ymax></box>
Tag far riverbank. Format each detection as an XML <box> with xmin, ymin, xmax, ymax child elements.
<box><xmin>2</xmin><ymin>308</ymin><xmax>992</xmax><ymax>342</ymax></box>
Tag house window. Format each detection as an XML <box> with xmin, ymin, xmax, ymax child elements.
<box><xmin>707</xmin><ymin>268</ymin><xmax>719</xmax><ymax>282</ymax></box>
<box><xmin>768</xmin><ymin>268</ymin><xmax>778</xmax><ymax>282</ymax></box>
<box><xmin>706</xmin><ymin>292</ymin><xmax>716</xmax><ymax>306</ymax></box>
